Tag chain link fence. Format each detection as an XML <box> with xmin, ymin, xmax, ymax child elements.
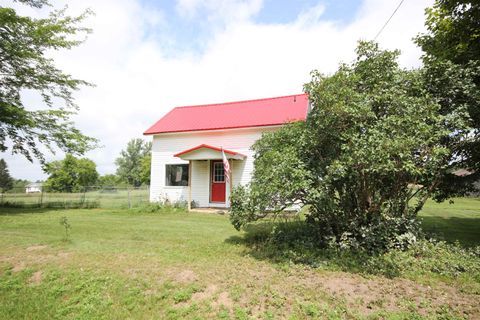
<box><xmin>0</xmin><ymin>186</ymin><xmax>150</xmax><ymax>209</ymax></box>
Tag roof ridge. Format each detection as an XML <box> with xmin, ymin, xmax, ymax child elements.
<box><xmin>173</xmin><ymin>93</ymin><xmax>306</xmax><ymax>110</ymax></box>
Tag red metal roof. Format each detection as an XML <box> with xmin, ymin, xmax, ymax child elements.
<box><xmin>174</xmin><ymin>144</ymin><xmax>246</xmax><ymax>158</ymax></box>
<box><xmin>144</xmin><ymin>94</ymin><xmax>309</xmax><ymax>135</ymax></box>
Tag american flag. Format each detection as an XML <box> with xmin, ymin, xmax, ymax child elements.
<box><xmin>222</xmin><ymin>148</ymin><xmax>230</xmax><ymax>183</ymax></box>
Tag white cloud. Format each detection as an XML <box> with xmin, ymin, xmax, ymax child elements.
<box><xmin>2</xmin><ymin>0</ymin><xmax>433</xmax><ymax>181</ymax></box>
<box><xmin>296</xmin><ymin>2</ymin><xmax>326</xmax><ymax>26</ymax></box>
<box><xmin>175</xmin><ymin>0</ymin><xmax>263</xmax><ymax>24</ymax></box>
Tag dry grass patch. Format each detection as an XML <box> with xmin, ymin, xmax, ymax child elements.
<box><xmin>28</xmin><ymin>271</ymin><xmax>43</xmax><ymax>285</ymax></box>
<box><xmin>172</xmin><ymin>269</ymin><xmax>198</xmax><ymax>284</ymax></box>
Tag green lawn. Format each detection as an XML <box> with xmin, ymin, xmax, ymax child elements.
<box><xmin>0</xmin><ymin>189</ymin><xmax>149</xmax><ymax>209</ymax></box>
<box><xmin>0</xmin><ymin>199</ymin><xmax>478</xmax><ymax>319</ymax></box>
<box><xmin>420</xmin><ymin>197</ymin><xmax>480</xmax><ymax>247</ymax></box>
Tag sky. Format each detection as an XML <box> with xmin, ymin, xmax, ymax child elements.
<box><xmin>2</xmin><ymin>0</ymin><xmax>434</xmax><ymax>181</ymax></box>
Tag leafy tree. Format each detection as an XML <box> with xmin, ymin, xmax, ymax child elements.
<box><xmin>98</xmin><ymin>174</ymin><xmax>119</xmax><ymax>188</ymax></box>
<box><xmin>44</xmin><ymin>154</ymin><xmax>98</xmax><ymax>192</ymax></box>
<box><xmin>416</xmin><ymin>0</ymin><xmax>480</xmax><ymax>198</ymax></box>
<box><xmin>140</xmin><ymin>153</ymin><xmax>151</xmax><ymax>185</ymax></box>
<box><xmin>115</xmin><ymin>139</ymin><xmax>151</xmax><ymax>187</ymax></box>
<box><xmin>0</xmin><ymin>0</ymin><xmax>98</xmax><ymax>164</ymax></box>
<box><xmin>417</xmin><ymin>0</ymin><xmax>479</xmax><ymax>64</ymax></box>
<box><xmin>0</xmin><ymin>159</ymin><xmax>14</xmax><ymax>192</ymax></box>
<box><xmin>12</xmin><ymin>178</ymin><xmax>30</xmax><ymax>192</ymax></box>
<box><xmin>231</xmin><ymin>42</ymin><xmax>453</xmax><ymax>251</ymax></box>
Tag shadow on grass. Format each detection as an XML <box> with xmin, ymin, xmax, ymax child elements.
<box><xmin>225</xmin><ymin>221</ymin><xmax>401</xmax><ymax>277</ymax></box>
<box><xmin>420</xmin><ymin>216</ymin><xmax>480</xmax><ymax>247</ymax></box>
<box><xmin>0</xmin><ymin>206</ymin><xmax>96</xmax><ymax>216</ymax></box>
<box><xmin>225</xmin><ymin>219</ymin><xmax>480</xmax><ymax>279</ymax></box>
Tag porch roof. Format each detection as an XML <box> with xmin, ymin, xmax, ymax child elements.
<box><xmin>174</xmin><ymin>144</ymin><xmax>246</xmax><ymax>160</ymax></box>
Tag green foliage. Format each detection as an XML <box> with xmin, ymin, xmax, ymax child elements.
<box><xmin>416</xmin><ymin>0</ymin><xmax>480</xmax><ymax>197</ymax></box>
<box><xmin>0</xmin><ymin>1</ymin><xmax>98</xmax><ymax>164</ymax></box>
<box><xmin>0</xmin><ymin>159</ymin><xmax>14</xmax><ymax>192</ymax></box>
<box><xmin>115</xmin><ymin>139</ymin><xmax>151</xmax><ymax>187</ymax></box>
<box><xmin>43</xmin><ymin>154</ymin><xmax>99</xmax><ymax>192</ymax></box>
<box><xmin>241</xmin><ymin>220</ymin><xmax>480</xmax><ymax>283</ymax></box>
<box><xmin>59</xmin><ymin>216</ymin><xmax>71</xmax><ymax>240</ymax></box>
<box><xmin>11</xmin><ymin>179</ymin><xmax>31</xmax><ymax>191</ymax></box>
<box><xmin>128</xmin><ymin>200</ymin><xmax>188</xmax><ymax>213</ymax></box>
<box><xmin>417</xmin><ymin>0</ymin><xmax>479</xmax><ymax>65</ymax></box>
<box><xmin>140</xmin><ymin>153</ymin><xmax>151</xmax><ymax>185</ymax></box>
<box><xmin>97</xmin><ymin>174</ymin><xmax>119</xmax><ymax>188</ymax></box>
<box><xmin>172</xmin><ymin>285</ymin><xmax>200</xmax><ymax>303</ymax></box>
<box><xmin>229</xmin><ymin>122</ymin><xmax>312</xmax><ymax>230</ymax></box>
<box><xmin>231</xmin><ymin>41</ymin><xmax>453</xmax><ymax>251</ymax></box>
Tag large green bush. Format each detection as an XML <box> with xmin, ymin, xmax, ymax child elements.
<box><xmin>231</xmin><ymin>42</ymin><xmax>458</xmax><ymax>251</ymax></box>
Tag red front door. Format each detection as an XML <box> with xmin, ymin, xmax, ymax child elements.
<box><xmin>210</xmin><ymin>161</ymin><xmax>226</xmax><ymax>203</ymax></box>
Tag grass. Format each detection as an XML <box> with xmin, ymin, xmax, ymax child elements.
<box><xmin>0</xmin><ymin>188</ymin><xmax>149</xmax><ymax>209</ymax></box>
<box><xmin>420</xmin><ymin>197</ymin><xmax>480</xmax><ymax>246</ymax></box>
<box><xmin>0</xmin><ymin>198</ymin><xmax>478</xmax><ymax>319</ymax></box>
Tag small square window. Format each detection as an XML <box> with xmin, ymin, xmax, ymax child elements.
<box><xmin>165</xmin><ymin>164</ymin><xmax>189</xmax><ymax>186</ymax></box>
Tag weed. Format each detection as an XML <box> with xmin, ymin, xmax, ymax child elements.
<box><xmin>59</xmin><ymin>216</ymin><xmax>71</xmax><ymax>241</ymax></box>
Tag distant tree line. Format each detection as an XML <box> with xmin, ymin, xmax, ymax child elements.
<box><xmin>0</xmin><ymin>159</ymin><xmax>31</xmax><ymax>193</ymax></box>
<box><xmin>40</xmin><ymin>138</ymin><xmax>151</xmax><ymax>192</ymax></box>
<box><xmin>1</xmin><ymin>136</ymin><xmax>151</xmax><ymax>193</ymax></box>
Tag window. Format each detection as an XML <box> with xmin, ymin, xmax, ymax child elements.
<box><xmin>213</xmin><ymin>162</ymin><xmax>225</xmax><ymax>182</ymax></box>
<box><xmin>165</xmin><ymin>164</ymin><xmax>189</xmax><ymax>186</ymax></box>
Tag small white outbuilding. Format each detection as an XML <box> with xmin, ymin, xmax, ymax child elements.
<box><xmin>26</xmin><ymin>183</ymin><xmax>42</xmax><ymax>193</ymax></box>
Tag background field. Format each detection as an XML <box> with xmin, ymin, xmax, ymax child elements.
<box><xmin>0</xmin><ymin>187</ymin><xmax>150</xmax><ymax>209</ymax></box>
<box><xmin>0</xmin><ymin>198</ymin><xmax>478</xmax><ymax>319</ymax></box>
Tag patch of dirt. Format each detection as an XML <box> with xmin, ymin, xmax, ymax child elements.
<box><xmin>57</xmin><ymin>252</ymin><xmax>71</xmax><ymax>258</ymax></box>
<box><xmin>192</xmin><ymin>284</ymin><xmax>218</xmax><ymax>301</ymax></box>
<box><xmin>12</xmin><ymin>261</ymin><xmax>26</xmax><ymax>273</ymax></box>
<box><xmin>213</xmin><ymin>291</ymin><xmax>233</xmax><ymax>309</ymax></box>
<box><xmin>319</xmin><ymin>274</ymin><xmax>399</xmax><ymax>314</ymax></box>
<box><xmin>172</xmin><ymin>269</ymin><xmax>198</xmax><ymax>284</ymax></box>
<box><xmin>0</xmin><ymin>247</ymin><xmax>73</xmax><ymax>276</ymax></box>
<box><xmin>294</xmin><ymin>271</ymin><xmax>480</xmax><ymax>317</ymax></box>
<box><xmin>26</xmin><ymin>245</ymin><xmax>48</xmax><ymax>251</ymax></box>
<box><xmin>29</xmin><ymin>271</ymin><xmax>43</xmax><ymax>285</ymax></box>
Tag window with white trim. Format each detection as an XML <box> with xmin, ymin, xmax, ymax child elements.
<box><xmin>165</xmin><ymin>164</ymin><xmax>189</xmax><ymax>186</ymax></box>
<box><xmin>213</xmin><ymin>162</ymin><xmax>225</xmax><ymax>182</ymax></box>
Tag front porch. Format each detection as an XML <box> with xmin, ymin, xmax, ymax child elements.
<box><xmin>174</xmin><ymin>144</ymin><xmax>246</xmax><ymax>210</ymax></box>
<box><xmin>189</xmin><ymin>207</ymin><xmax>229</xmax><ymax>215</ymax></box>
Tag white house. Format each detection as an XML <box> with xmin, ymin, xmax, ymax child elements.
<box><xmin>26</xmin><ymin>183</ymin><xmax>42</xmax><ymax>193</ymax></box>
<box><xmin>144</xmin><ymin>94</ymin><xmax>309</xmax><ymax>209</ymax></box>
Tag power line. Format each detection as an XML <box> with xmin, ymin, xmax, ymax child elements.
<box><xmin>373</xmin><ymin>0</ymin><xmax>406</xmax><ymax>41</ymax></box>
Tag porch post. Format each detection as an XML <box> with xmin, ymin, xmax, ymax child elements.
<box><xmin>229</xmin><ymin>159</ymin><xmax>233</xmax><ymax>208</ymax></box>
<box><xmin>188</xmin><ymin>160</ymin><xmax>192</xmax><ymax>211</ymax></box>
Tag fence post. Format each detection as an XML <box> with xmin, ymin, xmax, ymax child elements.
<box><xmin>80</xmin><ymin>186</ymin><xmax>87</xmax><ymax>207</ymax></box>
<box><xmin>39</xmin><ymin>190</ymin><xmax>44</xmax><ymax>208</ymax></box>
<box><xmin>128</xmin><ymin>187</ymin><xmax>131</xmax><ymax>209</ymax></box>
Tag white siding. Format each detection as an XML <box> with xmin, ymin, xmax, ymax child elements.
<box><xmin>191</xmin><ymin>160</ymin><xmax>209</xmax><ymax>207</ymax></box>
<box><xmin>148</xmin><ymin>126</ymin><xmax>279</xmax><ymax>207</ymax></box>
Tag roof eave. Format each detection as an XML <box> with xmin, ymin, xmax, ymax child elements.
<box><xmin>174</xmin><ymin>144</ymin><xmax>247</xmax><ymax>160</ymax></box>
<box><xmin>143</xmin><ymin>121</ymin><xmax>303</xmax><ymax>136</ymax></box>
